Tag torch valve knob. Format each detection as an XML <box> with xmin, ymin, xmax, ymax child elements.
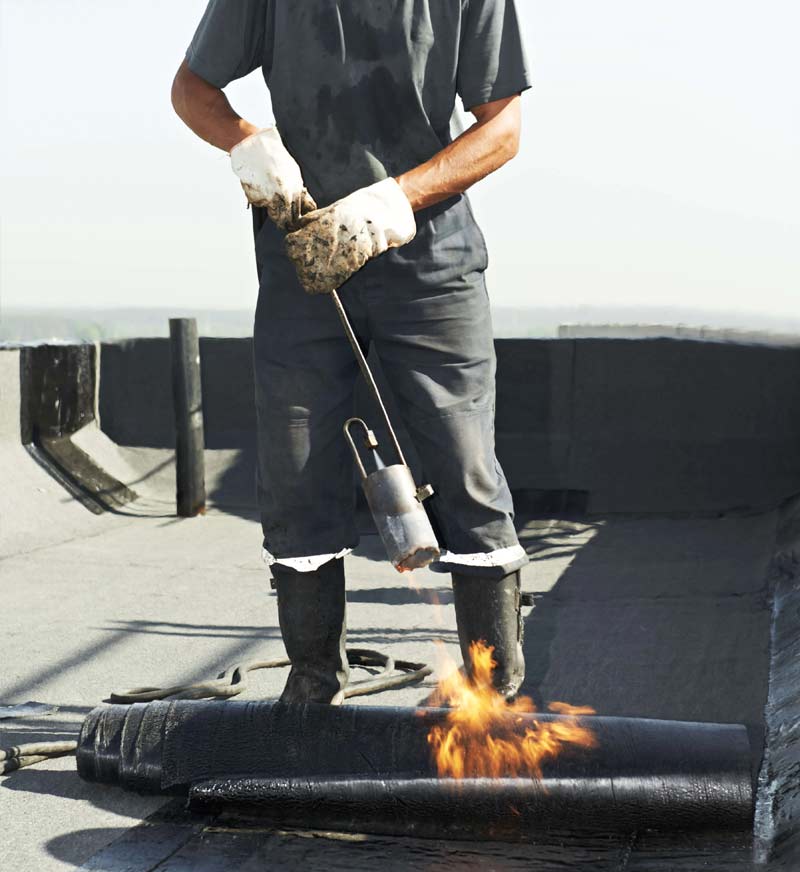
<box><xmin>416</xmin><ymin>483</ymin><xmax>434</xmax><ymax>502</ymax></box>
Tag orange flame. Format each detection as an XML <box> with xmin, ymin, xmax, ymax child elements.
<box><xmin>428</xmin><ymin>641</ymin><xmax>596</xmax><ymax>779</ymax></box>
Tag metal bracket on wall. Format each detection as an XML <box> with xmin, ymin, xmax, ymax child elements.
<box><xmin>19</xmin><ymin>344</ymin><xmax>137</xmax><ymax>513</ymax></box>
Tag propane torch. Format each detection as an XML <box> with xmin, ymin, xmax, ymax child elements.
<box><xmin>330</xmin><ymin>289</ymin><xmax>440</xmax><ymax>572</ymax></box>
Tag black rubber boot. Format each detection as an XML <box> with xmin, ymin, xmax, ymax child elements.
<box><xmin>451</xmin><ymin>570</ymin><xmax>525</xmax><ymax>700</ymax></box>
<box><xmin>272</xmin><ymin>558</ymin><xmax>349</xmax><ymax>705</ymax></box>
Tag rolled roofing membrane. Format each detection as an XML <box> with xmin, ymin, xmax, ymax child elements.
<box><xmin>78</xmin><ymin>700</ymin><xmax>753</xmax><ymax>839</ymax></box>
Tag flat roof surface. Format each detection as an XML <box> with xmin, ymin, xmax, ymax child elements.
<box><xmin>1</xmin><ymin>474</ymin><xmax>774</xmax><ymax>869</ymax></box>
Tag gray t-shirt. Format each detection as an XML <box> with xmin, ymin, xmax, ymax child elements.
<box><xmin>186</xmin><ymin>0</ymin><xmax>531</xmax><ymax>206</ymax></box>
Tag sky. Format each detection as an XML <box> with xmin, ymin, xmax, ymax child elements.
<box><xmin>1</xmin><ymin>1</ymin><xmax>798</xmax><ymax>326</ymax></box>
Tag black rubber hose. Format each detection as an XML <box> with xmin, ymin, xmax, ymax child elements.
<box><xmin>77</xmin><ymin>700</ymin><xmax>753</xmax><ymax>835</ymax></box>
<box><xmin>107</xmin><ymin>649</ymin><xmax>431</xmax><ymax>703</ymax></box>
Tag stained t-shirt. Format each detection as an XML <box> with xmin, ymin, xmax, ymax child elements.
<box><xmin>186</xmin><ymin>0</ymin><xmax>531</xmax><ymax>207</ymax></box>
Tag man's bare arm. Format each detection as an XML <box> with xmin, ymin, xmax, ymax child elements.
<box><xmin>171</xmin><ymin>59</ymin><xmax>258</xmax><ymax>153</ymax></box>
<box><xmin>171</xmin><ymin>60</ymin><xmax>317</xmax><ymax>228</ymax></box>
<box><xmin>284</xmin><ymin>95</ymin><xmax>522</xmax><ymax>294</ymax></box>
<box><xmin>395</xmin><ymin>95</ymin><xmax>521</xmax><ymax>212</ymax></box>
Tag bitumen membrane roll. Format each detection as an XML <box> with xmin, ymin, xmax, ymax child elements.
<box><xmin>77</xmin><ymin>700</ymin><xmax>753</xmax><ymax>838</ymax></box>
<box><xmin>188</xmin><ymin>773</ymin><xmax>752</xmax><ymax>841</ymax></box>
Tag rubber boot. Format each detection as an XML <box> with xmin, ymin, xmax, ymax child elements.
<box><xmin>272</xmin><ymin>558</ymin><xmax>349</xmax><ymax>705</ymax></box>
<box><xmin>451</xmin><ymin>570</ymin><xmax>525</xmax><ymax>700</ymax></box>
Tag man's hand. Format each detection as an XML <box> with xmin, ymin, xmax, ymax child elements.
<box><xmin>230</xmin><ymin>128</ymin><xmax>317</xmax><ymax>231</ymax></box>
<box><xmin>284</xmin><ymin>178</ymin><xmax>416</xmax><ymax>294</ymax></box>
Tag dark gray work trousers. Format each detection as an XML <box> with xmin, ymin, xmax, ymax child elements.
<box><xmin>252</xmin><ymin>193</ymin><xmax>527</xmax><ymax>578</ymax></box>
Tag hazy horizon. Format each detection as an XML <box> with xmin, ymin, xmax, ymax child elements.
<box><xmin>4</xmin><ymin>302</ymin><xmax>800</xmax><ymax>345</ymax></box>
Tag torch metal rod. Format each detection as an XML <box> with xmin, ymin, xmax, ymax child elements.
<box><xmin>330</xmin><ymin>289</ymin><xmax>407</xmax><ymax>466</ymax></box>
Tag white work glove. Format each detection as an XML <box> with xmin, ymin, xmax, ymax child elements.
<box><xmin>229</xmin><ymin>128</ymin><xmax>317</xmax><ymax>231</ymax></box>
<box><xmin>284</xmin><ymin>178</ymin><xmax>417</xmax><ymax>294</ymax></box>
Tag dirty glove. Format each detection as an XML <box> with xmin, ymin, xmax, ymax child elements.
<box><xmin>229</xmin><ymin>128</ymin><xmax>317</xmax><ymax>231</ymax></box>
<box><xmin>284</xmin><ymin>178</ymin><xmax>416</xmax><ymax>294</ymax></box>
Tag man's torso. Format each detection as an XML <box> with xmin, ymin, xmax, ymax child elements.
<box><xmin>264</xmin><ymin>1</ymin><xmax>464</xmax><ymax>205</ymax></box>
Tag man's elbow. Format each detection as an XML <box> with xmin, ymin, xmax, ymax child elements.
<box><xmin>171</xmin><ymin>61</ymin><xmax>190</xmax><ymax>119</ymax></box>
<box><xmin>492</xmin><ymin>101</ymin><xmax>522</xmax><ymax>167</ymax></box>
<box><xmin>503</xmin><ymin>126</ymin><xmax>521</xmax><ymax>163</ymax></box>
<box><xmin>472</xmin><ymin>94</ymin><xmax>522</xmax><ymax>167</ymax></box>
<box><xmin>171</xmin><ymin>60</ymin><xmax>212</xmax><ymax>122</ymax></box>
<box><xmin>496</xmin><ymin>123</ymin><xmax>521</xmax><ymax>168</ymax></box>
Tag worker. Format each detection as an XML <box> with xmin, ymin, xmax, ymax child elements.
<box><xmin>172</xmin><ymin>1</ymin><xmax>532</xmax><ymax>705</ymax></box>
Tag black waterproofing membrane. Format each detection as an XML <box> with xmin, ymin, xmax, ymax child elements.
<box><xmin>77</xmin><ymin>700</ymin><xmax>753</xmax><ymax>841</ymax></box>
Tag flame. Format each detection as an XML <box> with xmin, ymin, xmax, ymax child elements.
<box><xmin>427</xmin><ymin>641</ymin><xmax>596</xmax><ymax>779</ymax></box>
